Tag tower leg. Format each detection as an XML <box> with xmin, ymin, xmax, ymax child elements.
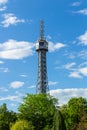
<box><xmin>37</xmin><ymin>50</ymin><xmax>48</xmax><ymax>93</ymax></box>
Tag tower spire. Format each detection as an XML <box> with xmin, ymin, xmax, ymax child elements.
<box><xmin>40</xmin><ymin>19</ymin><xmax>44</xmax><ymax>40</ymax></box>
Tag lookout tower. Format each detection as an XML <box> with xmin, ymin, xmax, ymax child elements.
<box><xmin>36</xmin><ymin>20</ymin><xmax>48</xmax><ymax>93</ymax></box>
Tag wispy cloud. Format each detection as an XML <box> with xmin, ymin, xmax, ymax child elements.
<box><xmin>71</xmin><ymin>2</ymin><xmax>81</xmax><ymax>7</ymax></box>
<box><xmin>63</xmin><ymin>62</ymin><xmax>87</xmax><ymax>78</ymax></box>
<box><xmin>46</xmin><ymin>35</ymin><xmax>52</xmax><ymax>40</ymax></box>
<box><xmin>63</xmin><ymin>31</ymin><xmax>87</xmax><ymax>60</ymax></box>
<box><xmin>78</xmin><ymin>50</ymin><xmax>87</xmax><ymax>59</ymax></box>
<box><xmin>0</xmin><ymin>0</ymin><xmax>8</xmax><ymax>12</ymax></box>
<box><xmin>28</xmin><ymin>85</ymin><xmax>36</xmax><ymax>89</ymax></box>
<box><xmin>64</xmin><ymin>62</ymin><xmax>76</xmax><ymax>70</ymax></box>
<box><xmin>0</xmin><ymin>6</ymin><xmax>6</xmax><ymax>11</ymax></box>
<box><xmin>20</xmin><ymin>74</ymin><xmax>28</xmax><ymax>78</ymax></box>
<box><xmin>77</xmin><ymin>31</ymin><xmax>87</xmax><ymax>45</ymax></box>
<box><xmin>0</xmin><ymin>61</ymin><xmax>4</xmax><ymax>64</ymax></box>
<box><xmin>75</xmin><ymin>9</ymin><xmax>87</xmax><ymax>15</ymax></box>
<box><xmin>0</xmin><ymin>67</ymin><xmax>9</xmax><ymax>72</ymax></box>
<box><xmin>0</xmin><ymin>0</ymin><xmax>8</xmax><ymax>5</ymax></box>
<box><xmin>63</xmin><ymin>31</ymin><xmax>87</xmax><ymax>61</ymax></box>
<box><xmin>79</xmin><ymin>67</ymin><xmax>87</xmax><ymax>76</ymax></box>
<box><xmin>0</xmin><ymin>95</ymin><xmax>19</xmax><ymax>101</ymax></box>
<box><xmin>1</xmin><ymin>13</ymin><xmax>25</xmax><ymax>27</ymax></box>
<box><xmin>50</xmin><ymin>88</ymin><xmax>87</xmax><ymax>105</ymax></box>
<box><xmin>69</xmin><ymin>71</ymin><xmax>82</xmax><ymax>78</ymax></box>
<box><xmin>48</xmin><ymin>81</ymin><xmax>58</xmax><ymax>86</ymax></box>
<box><xmin>10</xmin><ymin>81</ymin><xmax>24</xmax><ymax>89</ymax></box>
<box><xmin>48</xmin><ymin>41</ymin><xmax>66</xmax><ymax>52</ymax></box>
<box><xmin>0</xmin><ymin>39</ymin><xmax>34</xmax><ymax>59</ymax></box>
<box><xmin>0</xmin><ymin>91</ymin><xmax>24</xmax><ymax>104</ymax></box>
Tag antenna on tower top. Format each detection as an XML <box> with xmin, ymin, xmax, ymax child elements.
<box><xmin>40</xmin><ymin>19</ymin><xmax>44</xmax><ymax>40</ymax></box>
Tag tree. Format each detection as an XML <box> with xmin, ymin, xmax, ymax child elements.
<box><xmin>60</xmin><ymin>97</ymin><xmax>87</xmax><ymax>130</ymax></box>
<box><xmin>0</xmin><ymin>103</ymin><xmax>17</xmax><ymax>130</ymax></box>
<box><xmin>0</xmin><ymin>103</ymin><xmax>7</xmax><ymax>113</ymax></box>
<box><xmin>18</xmin><ymin>94</ymin><xmax>58</xmax><ymax>130</ymax></box>
<box><xmin>10</xmin><ymin>120</ymin><xmax>34</xmax><ymax>130</ymax></box>
<box><xmin>52</xmin><ymin>110</ymin><xmax>66</xmax><ymax>130</ymax></box>
<box><xmin>0</xmin><ymin>103</ymin><xmax>9</xmax><ymax>130</ymax></box>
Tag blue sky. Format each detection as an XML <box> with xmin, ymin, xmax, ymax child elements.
<box><xmin>0</xmin><ymin>0</ymin><xmax>87</xmax><ymax>111</ymax></box>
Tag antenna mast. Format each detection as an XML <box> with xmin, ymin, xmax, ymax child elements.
<box><xmin>40</xmin><ymin>19</ymin><xmax>44</xmax><ymax>40</ymax></box>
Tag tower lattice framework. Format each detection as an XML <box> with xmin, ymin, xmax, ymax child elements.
<box><xmin>36</xmin><ymin>20</ymin><xmax>49</xmax><ymax>93</ymax></box>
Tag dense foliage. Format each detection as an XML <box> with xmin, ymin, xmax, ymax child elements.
<box><xmin>52</xmin><ymin>110</ymin><xmax>66</xmax><ymax>130</ymax></box>
<box><xmin>60</xmin><ymin>97</ymin><xmax>87</xmax><ymax>130</ymax></box>
<box><xmin>0</xmin><ymin>103</ymin><xmax>17</xmax><ymax>130</ymax></box>
<box><xmin>18</xmin><ymin>94</ymin><xmax>58</xmax><ymax>130</ymax></box>
<box><xmin>0</xmin><ymin>95</ymin><xmax>87</xmax><ymax>130</ymax></box>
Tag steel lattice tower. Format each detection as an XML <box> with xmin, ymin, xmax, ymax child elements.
<box><xmin>36</xmin><ymin>20</ymin><xmax>49</xmax><ymax>93</ymax></box>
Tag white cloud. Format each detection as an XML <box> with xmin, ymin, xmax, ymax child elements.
<box><xmin>0</xmin><ymin>6</ymin><xmax>6</xmax><ymax>11</ymax></box>
<box><xmin>77</xmin><ymin>31</ymin><xmax>87</xmax><ymax>45</ymax></box>
<box><xmin>10</xmin><ymin>81</ymin><xmax>24</xmax><ymax>89</ymax></box>
<box><xmin>69</xmin><ymin>71</ymin><xmax>82</xmax><ymax>78</ymax></box>
<box><xmin>1</xmin><ymin>13</ymin><xmax>25</xmax><ymax>27</ymax></box>
<box><xmin>49</xmin><ymin>81</ymin><xmax>58</xmax><ymax>86</ymax></box>
<box><xmin>28</xmin><ymin>85</ymin><xmax>36</xmax><ymax>89</ymax></box>
<box><xmin>0</xmin><ymin>95</ymin><xmax>19</xmax><ymax>101</ymax></box>
<box><xmin>78</xmin><ymin>50</ymin><xmax>87</xmax><ymax>59</ymax></box>
<box><xmin>69</xmin><ymin>66</ymin><xmax>87</xmax><ymax>78</ymax></box>
<box><xmin>63</xmin><ymin>62</ymin><xmax>81</xmax><ymax>78</ymax></box>
<box><xmin>0</xmin><ymin>0</ymin><xmax>8</xmax><ymax>11</ymax></box>
<box><xmin>64</xmin><ymin>62</ymin><xmax>76</xmax><ymax>70</ymax></box>
<box><xmin>75</xmin><ymin>9</ymin><xmax>87</xmax><ymax>15</ymax></box>
<box><xmin>0</xmin><ymin>0</ymin><xmax>8</xmax><ymax>5</ymax></box>
<box><xmin>79</xmin><ymin>62</ymin><xmax>87</xmax><ymax>68</ymax></box>
<box><xmin>0</xmin><ymin>39</ymin><xmax>34</xmax><ymax>59</ymax></box>
<box><xmin>79</xmin><ymin>67</ymin><xmax>87</xmax><ymax>76</ymax></box>
<box><xmin>63</xmin><ymin>62</ymin><xmax>87</xmax><ymax>78</ymax></box>
<box><xmin>0</xmin><ymin>61</ymin><xmax>4</xmax><ymax>64</ymax></box>
<box><xmin>46</xmin><ymin>35</ymin><xmax>52</xmax><ymax>40</ymax></box>
<box><xmin>20</xmin><ymin>74</ymin><xmax>27</xmax><ymax>77</ymax></box>
<box><xmin>48</xmin><ymin>41</ymin><xmax>66</xmax><ymax>52</ymax></box>
<box><xmin>71</xmin><ymin>2</ymin><xmax>81</xmax><ymax>7</ymax></box>
<box><xmin>50</xmin><ymin>88</ymin><xmax>87</xmax><ymax>105</ymax></box>
<box><xmin>0</xmin><ymin>67</ymin><xmax>9</xmax><ymax>72</ymax></box>
<box><xmin>0</xmin><ymin>91</ymin><xmax>24</xmax><ymax>104</ymax></box>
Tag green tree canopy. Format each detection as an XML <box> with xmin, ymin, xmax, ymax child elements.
<box><xmin>18</xmin><ymin>94</ymin><xmax>58</xmax><ymax>130</ymax></box>
<box><xmin>60</xmin><ymin>97</ymin><xmax>87</xmax><ymax>130</ymax></box>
